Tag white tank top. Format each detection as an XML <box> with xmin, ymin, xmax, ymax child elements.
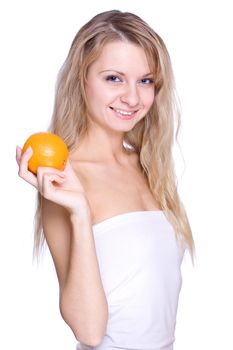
<box><xmin>77</xmin><ymin>210</ymin><xmax>184</xmax><ymax>350</ymax></box>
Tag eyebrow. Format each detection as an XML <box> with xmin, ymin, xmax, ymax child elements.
<box><xmin>100</xmin><ymin>70</ymin><xmax>153</xmax><ymax>77</ymax></box>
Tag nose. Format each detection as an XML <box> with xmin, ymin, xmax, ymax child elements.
<box><xmin>120</xmin><ymin>83</ymin><xmax>140</xmax><ymax>107</ymax></box>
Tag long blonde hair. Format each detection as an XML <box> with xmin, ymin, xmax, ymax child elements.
<box><xmin>34</xmin><ymin>10</ymin><xmax>195</xmax><ymax>261</ymax></box>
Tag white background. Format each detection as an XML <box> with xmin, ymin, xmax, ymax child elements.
<box><xmin>1</xmin><ymin>0</ymin><xmax>232</xmax><ymax>349</ymax></box>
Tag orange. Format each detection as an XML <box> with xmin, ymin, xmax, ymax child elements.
<box><xmin>22</xmin><ymin>132</ymin><xmax>69</xmax><ymax>174</ymax></box>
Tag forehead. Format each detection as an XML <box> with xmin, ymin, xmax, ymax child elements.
<box><xmin>89</xmin><ymin>41</ymin><xmax>151</xmax><ymax>75</ymax></box>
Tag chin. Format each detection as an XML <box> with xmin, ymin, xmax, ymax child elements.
<box><xmin>109</xmin><ymin>119</ymin><xmax>138</xmax><ymax>132</ymax></box>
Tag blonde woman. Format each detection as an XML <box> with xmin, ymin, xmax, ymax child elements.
<box><xmin>16</xmin><ymin>10</ymin><xmax>195</xmax><ymax>350</ymax></box>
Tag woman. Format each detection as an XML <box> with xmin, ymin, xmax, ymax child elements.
<box><xmin>16</xmin><ymin>10</ymin><xmax>194</xmax><ymax>350</ymax></box>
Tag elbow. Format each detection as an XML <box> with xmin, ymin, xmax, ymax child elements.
<box><xmin>73</xmin><ymin>332</ymin><xmax>104</xmax><ymax>347</ymax></box>
<box><xmin>68</xmin><ymin>321</ymin><xmax>106</xmax><ymax>347</ymax></box>
<box><xmin>59</xmin><ymin>299</ymin><xmax>108</xmax><ymax>347</ymax></box>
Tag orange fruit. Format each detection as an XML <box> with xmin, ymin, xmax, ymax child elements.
<box><xmin>22</xmin><ymin>132</ymin><xmax>69</xmax><ymax>174</ymax></box>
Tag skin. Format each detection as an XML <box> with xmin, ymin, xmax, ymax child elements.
<box><xmin>70</xmin><ymin>41</ymin><xmax>160</xmax><ymax>223</ymax></box>
<box><xmin>16</xmin><ymin>40</ymin><xmax>161</xmax><ymax>345</ymax></box>
<box><xmin>78</xmin><ymin>41</ymin><xmax>155</xmax><ymax>162</ymax></box>
<box><xmin>16</xmin><ymin>41</ymin><xmax>160</xmax><ymax>221</ymax></box>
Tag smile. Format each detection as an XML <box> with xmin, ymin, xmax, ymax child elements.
<box><xmin>110</xmin><ymin>107</ymin><xmax>137</xmax><ymax>120</ymax></box>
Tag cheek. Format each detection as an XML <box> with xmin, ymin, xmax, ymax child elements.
<box><xmin>144</xmin><ymin>90</ymin><xmax>155</xmax><ymax>109</ymax></box>
<box><xmin>88</xmin><ymin>83</ymin><xmax>114</xmax><ymax>105</ymax></box>
<box><xmin>85</xmin><ymin>87</ymin><xmax>102</xmax><ymax>113</ymax></box>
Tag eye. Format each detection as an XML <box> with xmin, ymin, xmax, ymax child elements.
<box><xmin>106</xmin><ymin>75</ymin><xmax>121</xmax><ymax>83</ymax></box>
<box><xmin>140</xmin><ymin>78</ymin><xmax>154</xmax><ymax>85</ymax></box>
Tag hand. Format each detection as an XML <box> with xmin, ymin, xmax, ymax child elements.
<box><xmin>16</xmin><ymin>146</ymin><xmax>91</xmax><ymax>216</ymax></box>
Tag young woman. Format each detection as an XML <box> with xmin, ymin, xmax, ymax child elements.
<box><xmin>16</xmin><ymin>10</ymin><xmax>195</xmax><ymax>350</ymax></box>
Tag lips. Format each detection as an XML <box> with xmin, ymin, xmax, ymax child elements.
<box><xmin>110</xmin><ymin>107</ymin><xmax>137</xmax><ymax>120</ymax></box>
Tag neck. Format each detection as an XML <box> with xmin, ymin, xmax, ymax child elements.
<box><xmin>76</xmin><ymin>128</ymin><xmax>133</xmax><ymax>164</ymax></box>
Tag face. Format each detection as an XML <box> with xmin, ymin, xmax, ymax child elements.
<box><xmin>85</xmin><ymin>41</ymin><xmax>155</xmax><ymax>133</ymax></box>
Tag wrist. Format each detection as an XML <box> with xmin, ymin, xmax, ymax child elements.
<box><xmin>70</xmin><ymin>208</ymin><xmax>92</xmax><ymax>227</ymax></box>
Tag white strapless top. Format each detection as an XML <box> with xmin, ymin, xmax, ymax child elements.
<box><xmin>77</xmin><ymin>210</ymin><xmax>184</xmax><ymax>350</ymax></box>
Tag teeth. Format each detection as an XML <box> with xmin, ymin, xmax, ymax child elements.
<box><xmin>114</xmin><ymin>108</ymin><xmax>134</xmax><ymax>116</ymax></box>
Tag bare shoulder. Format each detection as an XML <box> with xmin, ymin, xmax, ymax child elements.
<box><xmin>68</xmin><ymin>149</ymin><xmax>159</xmax><ymax>224</ymax></box>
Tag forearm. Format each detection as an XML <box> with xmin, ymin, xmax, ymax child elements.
<box><xmin>60</xmin><ymin>214</ymin><xmax>108</xmax><ymax>345</ymax></box>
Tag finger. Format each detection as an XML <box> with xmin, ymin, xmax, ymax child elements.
<box><xmin>37</xmin><ymin>166</ymin><xmax>66</xmax><ymax>177</ymax></box>
<box><xmin>18</xmin><ymin>147</ymin><xmax>38</xmax><ymax>188</ymax></box>
<box><xmin>16</xmin><ymin>146</ymin><xmax>22</xmax><ymax>165</ymax></box>
<box><xmin>18</xmin><ymin>168</ymin><xmax>38</xmax><ymax>188</ymax></box>
<box><xmin>37</xmin><ymin>167</ymin><xmax>65</xmax><ymax>189</ymax></box>
<box><xmin>41</xmin><ymin>173</ymin><xmax>65</xmax><ymax>198</ymax></box>
<box><xmin>18</xmin><ymin>146</ymin><xmax>33</xmax><ymax>176</ymax></box>
<box><xmin>38</xmin><ymin>171</ymin><xmax>65</xmax><ymax>188</ymax></box>
<box><xmin>20</xmin><ymin>146</ymin><xmax>33</xmax><ymax>172</ymax></box>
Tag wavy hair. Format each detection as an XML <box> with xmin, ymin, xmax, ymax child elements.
<box><xmin>34</xmin><ymin>10</ymin><xmax>195</xmax><ymax>262</ymax></box>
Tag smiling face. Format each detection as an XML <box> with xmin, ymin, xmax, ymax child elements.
<box><xmin>85</xmin><ymin>41</ymin><xmax>155</xmax><ymax>133</ymax></box>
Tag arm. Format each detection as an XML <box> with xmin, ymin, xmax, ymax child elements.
<box><xmin>17</xmin><ymin>146</ymin><xmax>108</xmax><ymax>346</ymax></box>
<box><xmin>42</xmin><ymin>199</ymin><xmax>108</xmax><ymax>346</ymax></box>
